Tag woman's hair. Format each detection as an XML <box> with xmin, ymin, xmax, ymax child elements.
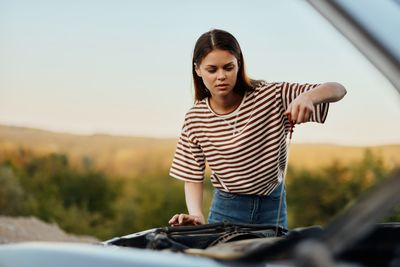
<box><xmin>192</xmin><ymin>29</ymin><xmax>261</xmax><ymax>101</ymax></box>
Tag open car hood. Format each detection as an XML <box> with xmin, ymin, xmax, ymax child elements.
<box><xmin>102</xmin><ymin>172</ymin><xmax>400</xmax><ymax>267</ymax></box>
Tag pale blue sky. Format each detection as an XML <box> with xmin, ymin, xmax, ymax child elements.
<box><xmin>1</xmin><ymin>0</ymin><xmax>399</xmax><ymax>145</ymax></box>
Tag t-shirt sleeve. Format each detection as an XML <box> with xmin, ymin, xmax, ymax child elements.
<box><xmin>169</xmin><ymin>123</ymin><xmax>205</xmax><ymax>183</ymax></box>
<box><xmin>279</xmin><ymin>82</ymin><xmax>329</xmax><ymax>123</ymax></box>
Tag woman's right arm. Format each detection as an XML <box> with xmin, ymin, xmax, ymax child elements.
<box><xmin>185</xmin><ymin>181</ymin><xmax>205</xmax><ymax>222</ymax></box>
<box><xmin>169</xmin><ymin>181</ymin><xmax>205</xmax><ymax>226</ymax></box>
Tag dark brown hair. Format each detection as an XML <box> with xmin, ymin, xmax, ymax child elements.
<box><xmin>192</xmin><ymin>29</ymin><xmax>261</xmax><ymax>101</ymax></box>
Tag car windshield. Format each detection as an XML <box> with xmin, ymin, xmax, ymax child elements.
<box><xmin>0</xmin><ymin>3</ymin><xmax>399</xmax><ymax>267</ymax></box>
<box><xmin>307</xmin><ymin>0</ymin><xmax>400</xmax><ymax>92</ymax></box>
<box><xmin>336</xmin><ymin>0</ymin><xmax>400</xmax><ymax>61</ymax></box>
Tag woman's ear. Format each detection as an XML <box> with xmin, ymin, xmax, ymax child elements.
<box><xmin>194</xmin><ymin>63</ymin><xmax>202</xmax><ymax>77</ymax></box>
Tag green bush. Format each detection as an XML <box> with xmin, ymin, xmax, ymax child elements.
<box><xmin>287</xmin><ymin>150</ymin><xmax>396</xmax><ymax>228</ymax></box>
<box><xmin>0</xmin><ymin>166</ymin><xmax>25</xmax><ymax>215</ymax></box>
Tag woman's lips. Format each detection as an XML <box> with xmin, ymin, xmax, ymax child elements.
<box><xmin>216</xmin><ymin>84</ymin><xmax>229</xmax><ymax>88</ymax></box>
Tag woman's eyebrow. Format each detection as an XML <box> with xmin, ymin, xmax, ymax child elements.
<box><xmin>205</xmin><ymin>62</ymin><xmax>235</xmax><ymax>67</ymax></box>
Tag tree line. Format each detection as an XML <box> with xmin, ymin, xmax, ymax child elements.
<box><xmin>0</xmin><ymin>148</ymin><xmax>398</xmax><ymax>240</ymax></box>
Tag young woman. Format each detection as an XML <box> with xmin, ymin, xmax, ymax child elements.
<box><xmin>168</xmin><ymin>29</ymin><xmax>346</xmax><ymax>228</ymax></box>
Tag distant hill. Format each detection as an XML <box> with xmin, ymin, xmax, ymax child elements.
<box><xmin>289</xmin><ymin>143</ymin><xmax>400</xmax><ymax>170</ymax></box>
<box><xmin>1</xmin><ymin>124</ymin><xmax>399</xmax><ymax>177</ymax></box>
<box><xmin>0</xmin><ymin>125</ymin><xmax>177</xmax><ymax>177</ymax></box>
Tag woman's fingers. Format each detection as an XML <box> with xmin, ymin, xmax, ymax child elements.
<box><xmin>297</xmin><ymin>106</ymin><xmax>305</xmax><ymax>123</ymax></box>
<box><xmin>168</xmin><ymin>214</ymin><xmax>180</xmax><ymax>225</ymax></box>
<box><xmin>285</xmin><ymin>104</ymin><xmax>298</xmax><ymax>124</ymax></box>
<box><xmin>178</xmin><ymin>214</ymin><xmax>186</xmax><ymax>224</ymax></box>
<box><xmin>168</xmin><ymin>214</ymin><xmax>204</xmax><ymax>226</ymax></box>
<box><xmin>285</xmin><ymin>102</ymin><xmax>315</xmax><ymax>123</ymax></box>
<box><xmin>286</xmin><ymin>93</ymin><xmax>316</xmax><ymax>124</ymax></box>
<box><xmin>193</xmin><ymin>217</ymin><xmax>202</xmax><ymax>225</ymax></box>
<box><xmin>168</xmin><ymin>213</ymin><xmax>189</xmax><ymax>226</ymax></box>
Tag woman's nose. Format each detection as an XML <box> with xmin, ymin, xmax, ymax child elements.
<box><xmin>217</xmin><ymin>70</ymin><xmax>226</xmax><ymax>80</ymax></box>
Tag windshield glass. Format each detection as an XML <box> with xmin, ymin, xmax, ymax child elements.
<box><xmin>0</xmin><ymin>0</ymin><xmax>399</xmax><ymax>243</ymax></box>
<box><xmin>335</xmin><ymin>0</ymin><xmax>400</xmax><ymax>62</ymax></box>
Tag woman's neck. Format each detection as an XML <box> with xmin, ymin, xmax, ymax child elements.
<box><xmin>208</xmin><ymin>93</ymin><xmax>243</xmax><ymax>115</ymax></box>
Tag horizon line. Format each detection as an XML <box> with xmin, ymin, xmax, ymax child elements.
<box><xmin>1</xmin><ymin>122</ymin><xmax>399</xmax><ymax>148</ymax></box>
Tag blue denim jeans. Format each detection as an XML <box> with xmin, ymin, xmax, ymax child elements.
<box><xmin>207</xmin><ymin>182</ymin><xmax>288</xmax><ymax>229</ymax></box>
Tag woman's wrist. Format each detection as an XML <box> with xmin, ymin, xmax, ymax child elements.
<box><xmin>190</xmin><ymin>213</ymin><xmax>205</xmax><ymax>223</ymax></box>
<box><xmin>301</xmin><ymin>88</ymin><xmax>321</xmax><ymax>105</ymax></box>
<box><xmin>189</xmin><ymin>212</ymin><xmax>204</xmax><ymax>219</ymax></box>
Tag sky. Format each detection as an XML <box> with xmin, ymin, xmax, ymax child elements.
<box><xmin>1</xmin><ymin>0</ymin><xmax>400</xmax><ymax>146</ymax></box>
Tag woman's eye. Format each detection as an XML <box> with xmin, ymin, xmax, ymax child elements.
<box><xmin>207</xmin><ymin>69</ymin><xmax>216</xmax><ymax>73</ymax></box>
<box><xmin>225</xmin><ymin>66</ymin><xmax>234</xmax><ymax>71</ymax></box>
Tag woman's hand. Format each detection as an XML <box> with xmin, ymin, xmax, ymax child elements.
<box><xmin>285</xmin><ymin>82</ymin><xmax>346</xmax><ymax>124</ymax></box>
<box><xmin>168</xmin><ymin>213</ymin><xmax>205</xmax><ymax>226</ymax></box>
<box><xmin>285</xmin><ymin>93</ymin><xmax>315</xmax><ymax>124</ymax></box>
<box><xmin>168</xmin><ymin>181</ymin><xmax>205</xmax><ymax>226</ymax></box>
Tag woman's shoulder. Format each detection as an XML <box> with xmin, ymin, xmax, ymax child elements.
<box><xmin>183</xmin><ymin>99</ymin><xmax>209</xmax><ymax>119</ymax></box>
<box><xmin>251</xmin><ymin>80</ymin><xmax>285</xmax><ymax>94</ymax></box>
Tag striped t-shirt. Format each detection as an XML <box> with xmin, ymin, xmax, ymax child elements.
<box><xmin>169</xmin><ymin>81</ymin><xmax>329</xmax><ymax>196</ymax></box>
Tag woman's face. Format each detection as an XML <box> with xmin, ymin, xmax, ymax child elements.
<box><xmin>195</xmin><ymin>49</ymin><xmax>239</xmax><ymax>98</ymax></box>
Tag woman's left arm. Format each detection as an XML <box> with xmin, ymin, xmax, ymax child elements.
<box><xmin>304</xmin><ymin>82</ymin><xmax>346</xmax><ymax>104</ymax></box>
<box><xmin>285</xmin><ymin>82</ymin><xmax>347</xmax><ymax>123</ymax></box>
